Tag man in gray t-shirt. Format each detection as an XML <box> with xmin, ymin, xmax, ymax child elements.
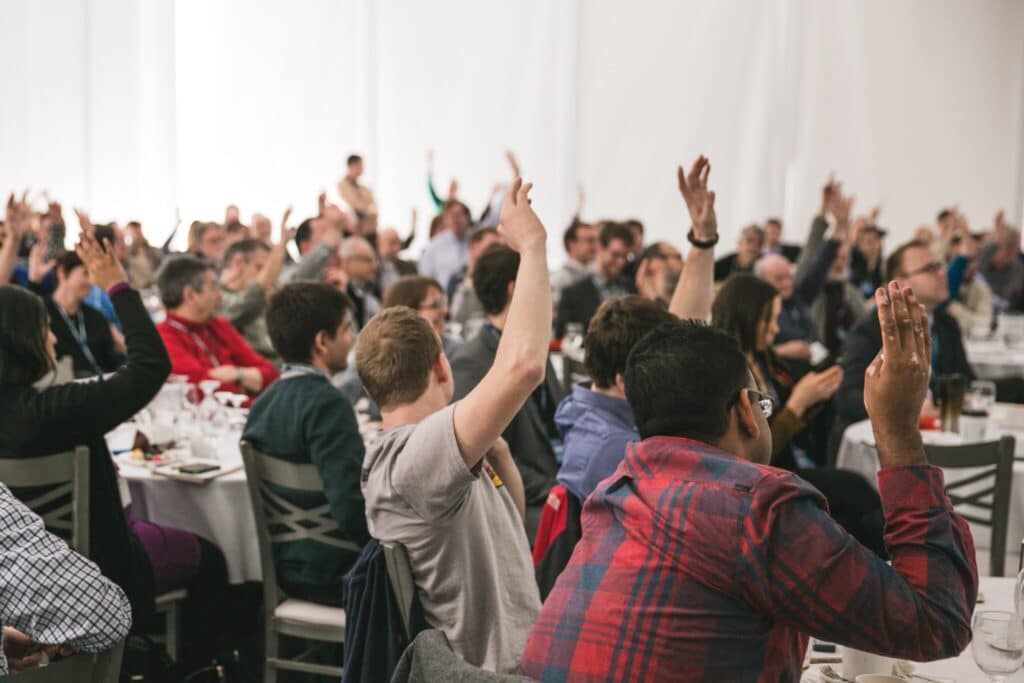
<box><xmin>355</xmin><ymin>179</ymin><xmax>551</xmax><ymax>673</ymax></box>
<box><xmin>362</xmin><ymin>405</ymin><xmax>539</xmax><ymax>672</ymax></box>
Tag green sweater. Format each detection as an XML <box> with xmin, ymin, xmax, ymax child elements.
<box><xmin>242</xmin><ymin>371</ymin><xmax>369</xmax><ymax>597</ymax></box>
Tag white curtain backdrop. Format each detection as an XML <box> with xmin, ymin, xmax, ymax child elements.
<box><xmin>1</xmin><ymin>0</ymin><xmax>1022</xmax><ymax>256</ymax></box>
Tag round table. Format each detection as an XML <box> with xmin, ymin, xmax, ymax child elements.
<box><xmin>108</xmin><ymin>425</ymin><xmax>260</xmax><ymax>585</ymax></box>
<box><xmin>803</xmin><ymin>576</ymin><xmax>1023</xmax><ymax>681</ymax></box>
<box><xmin>966</xmin><ymin>339</ymin><xmax>1024</xmax><ymax>379</ymax></box>
<box><xmin>836</xmin><ymin>403</ymin><xmax>1024</xmax><ymax>551</ymax></box>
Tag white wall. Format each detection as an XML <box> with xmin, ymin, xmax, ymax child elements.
<box><xmin>1</xmin><ymin>0</ymin><xmax>1022</xmax><ymax>256</ymax></box>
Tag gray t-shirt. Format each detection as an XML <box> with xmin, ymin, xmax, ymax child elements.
<box><xmin>362</xmin><ymin>404</ymin><xmax>540</xmax><ymax>673</ymax></box>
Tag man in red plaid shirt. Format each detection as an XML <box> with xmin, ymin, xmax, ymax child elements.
<box><xmin>520</xmin><ymin>278</ymin><xmax>978</xmax><ymax>674</ymax></box>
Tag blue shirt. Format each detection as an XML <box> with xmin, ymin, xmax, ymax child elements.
<box><xmin>84</xmin><ymin>285</ymin><xmax>121</xmax><ymax>331</ymax></box>
<box><xmin>554</xmin><ymin>383</ymin><xmax>638</xmax><ymax>502</ymax></box>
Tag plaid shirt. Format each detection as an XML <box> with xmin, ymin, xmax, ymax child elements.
<box><xmin>519</xmin><ymin>436</ymin><xmax>978</xmax><ymax>682</ymax></box>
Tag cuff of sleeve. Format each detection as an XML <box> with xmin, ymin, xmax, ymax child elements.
<box><xmin>107</xmin><ymin>281</ymin><xmax>132</xmax><ymax>297</ymax></box>
<box><xmin>878</xmin><ymin>465</ymin><xmax>950</xmax><ymax>512</ymax></box>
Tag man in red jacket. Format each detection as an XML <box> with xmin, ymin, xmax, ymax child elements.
<box><xmin>156</xmin><ymin>255</ymin><xmax>278</xmax><ymax>397</ymax></box>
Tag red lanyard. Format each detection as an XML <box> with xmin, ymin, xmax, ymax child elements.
<box><xmin>166</xmin><ymin>319</ymin><xmax>221</xmax><ymax>368</ymax></box>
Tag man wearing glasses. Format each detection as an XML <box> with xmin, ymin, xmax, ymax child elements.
<box><xmin>520</xmin><ymin>286</ymin><xmax>977</xmax><ymax>680</ymax></box>
<box><xmin>833</xmin><ymin>239</ymin><xmax>971</xmax><ymax>454</ymax></box>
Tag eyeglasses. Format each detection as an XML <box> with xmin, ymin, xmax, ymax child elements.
<box><xmin>903</xmin><ymin>260</ymin><xmax>944</xmax><ymax>278</ymax></box>
<box><xmin>728</xmin><ymin>388</ymin><xmax>775</xmax><ymax>420</ymax></box>
<box><xmin>419</xmin><ymin>300</ymin><xmax>447</xmax><ymax>311</ymax></box>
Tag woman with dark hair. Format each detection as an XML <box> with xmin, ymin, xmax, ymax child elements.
<box><xmin>39</xmin><ymin>250</ymin><xmax>123</xmax><ymax>378</ymax></box>
<box><xmin>382</xmin><ymin>275</ymin><xmax>460</xmax><ymax>356</ymax></box>
<box><xmin>712</xmin><ymin>274</ymin><xmax>886</xmax><ymax>556</ymax></box>
<box><xmin>0</xmin><ymin>234</ymin><xmax>230</xmax><ymax>665</ymax></box>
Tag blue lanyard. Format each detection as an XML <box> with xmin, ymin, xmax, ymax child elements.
<box><xmin>54</xmin><ymin>302</ymin><xmax>103</xmax><ymax>376</ymax></box>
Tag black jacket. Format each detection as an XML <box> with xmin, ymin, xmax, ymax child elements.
<box><xmin>45</xmin><ymin>298</ymin><xmax>123</xmax><ymax>378</ymax></box>
<box><xmin>449</xmin><ymin>326</ymin><xmax>564</xmax><ymax>538</ymax></box>
<box><xmin>0</xmin><ymin>288</ymin><xmax>171</xmax><ymax>622</ymax></box>
<box><xmin>555</xmin><ymin>276</ymin><xmax>603</xmax><ymax>339</ymax></box>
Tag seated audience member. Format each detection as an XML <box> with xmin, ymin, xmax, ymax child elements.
<box><xmin>189</xmin><ymin>221</ymin><xmax>228</xmax><ymax>265</ymax></box>
<box><xmin>520</xmin><ymin>287</ymin><xmax>978</xmax><ymax>680</ymax></box>
<box><xmin>946</xmin><ymin>229</ymin><xmax>994</xmax><ymax>334</ymax></box>
<box><xmin>156</xmin><ymin>255</ymin><xmax>278</xmax><ymax>397</ymax></box>
<box><xmin>762</xmin><ymin>217</ymin><xmax>801</xmax><ymax>262</ymax></box>
<box><xmin>0</xmin><ymin>483</ymin><xmax>131</xmax><ymax>674</ymax></box>
<box><xmin>0</xmin><ymin>235</ymin><xmax>230</xmax><ymax>665</ymax></box>
<box><xmin>282</xmin><ymin>214</ymin><xmax>342</xmax><ymax>283</ymax></box>
<box><xmin>243</xmin><ymin>283</ymin><xmax>369</xmax><ymax>606</ymax></box>
<box><xmin>358</xmin><ymin>180</ymin><xmax>547</xmax><ymax>673</ymax></box>
<box><xmin>376</xmin><ymin>227</ymin><xmax>417</xmax><ymax>294</ymax></box>
<box><xmin>978</xmin><ymin>223</ymin><xmax>1024</xmax><ymax>301</ymax></box>
<box><xmin>851</xmin><ymin>222</ymin><xmax>886</xmax><ymax>297</ymax></box>
<box><xmin>713</xmin><ymin>275</ymin><xmax>884</xmax><ymax>554</ymax></box>
<box><xmin>123</xmin><ymin>220</ymin><xmax>164</xmax><ymax>289</ymax></box>
<box><xmin>450</xmin><ymin>243</ymin><xmax>564</xmax><ymax>537</ymax></box>
<box><xmin>385</xmin><ymin>276</ymin><xmax>461</xmax><ymax>357</ymax></box>
<box><xmin>449</xmin><ymin>227</ymin><xmax>500</xmax><ymax>340</ymax></box>
<box><xmin>418</xmin><ymin>199</ymin><xmax>471</xmax><ymax>289</ymax></box>
<box><xmin>550</xmin><ymin>219</ymin><xmax>598</xmax><ymax>309</ymax></box>
<box><xmin>713</xmin><ymin>223</ymin><xmax>763</xmax><ymax>282</ymax></box>
<box><xmin>251</xmin><ymin>213</ymin><xmax>273</xmax><ymax>245</ymax></box>
<box><xmin>338</xmin><ymin>154</ymin><xmax>379</xmax><ymax>234</ymax></box>
<box><xmin>0</xmin><ymin>194</ymin><xmax>30</xmax><ymax>286</ymax></box>
<box><xmin>218</xmin><ymin>234</ymin><xmax>289</xmax><ymax>363</ymax></box>
<box><xmin>835</xmin><ymin>241</ymin><xmax>969</xmax><ymax>444</ymax></box>
<box><xmin>339</xmin><ymin>236</ymin><xmax>381</xmax><ymax>329</ymax></box>
<box><xmin>40</xmin><ymin>250</ymin><xmax>123</xmax><ymax>377</ymax></box>
<box><xmin>633</xmin><ymin>241</ymin><xmax>683</xmax><ymax>306</ymax></box>
<box><xmin>224</xmin><ymin>220</ymin><xmax>250</xmax><ymax>247</ymax></box>
<box><xmin>555</xmin><ymin>221</ymin><xmax>634</xmax><ymax>337</ymax></box>
<box><xmin>620</xmin><ymin>218</ymin><xmax>646</xmax><ymax>281</ymax></box>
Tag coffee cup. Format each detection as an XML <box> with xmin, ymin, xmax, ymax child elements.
<box><xmin>959</xmin><ymin>409</ymin><xmax>988</xmax><ymax>441</ymax></box>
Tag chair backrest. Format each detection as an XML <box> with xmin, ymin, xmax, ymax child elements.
<box><xmin>924</xmin><ymin>435</ymin><xmax>1015</xmax><ymax>576</ymax></box>
<box><xmin>382</xmin><ymin>541</ymin><xmax>416</xmax><ymax>639</ymax></box>
<box><xmin>0</xmin><ymin>447</ymin><xmax>90</xmax><ymax>556</ymax></box>
<box><xmin>239</xmin><ymin>440</ymin><xmax>362</xmax><ymax>612</ymax></box>
<box><xmin>10</xmin><ymin>640</ymin><xmax>124</xmax><ymax>683</ymax></box>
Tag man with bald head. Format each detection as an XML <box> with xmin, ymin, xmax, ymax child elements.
<box><xmin>339</xmin><ymin>236</ymin><xmax>381</xmax><ymax>330</ymax></box>
<box><xmin>979</xmin><ymin>226</ymin><xmax>1024</xmax><ymax>301</ymax></box>
<box><xmin>755</xmin><ymin>254</ymin><xmax>818</xmax><ymax>367</ymax></box>
<box><xmin>376</xmin><ymin>227</ymin><xmax>417</xmax><ymax>293</ymax></box>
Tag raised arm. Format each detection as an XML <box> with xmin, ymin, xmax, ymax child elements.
<box><xmin>452</xmin><ymin>179</ymin><xmax>550</xmax><ymax>467</ymax></box>
<box><xmin>0</xmin><ymin>193</ymin><xmax>29</xmax><ymax>285</ymax></box>
<box><xmin>258</xmin><ymin>206</ymin><xmax>293</xmax><ymax>292</ymax></box>
<box><xmin>669</xmin><ymin>156</ymin><xmax>717</xmax><ymax>321</ymax></box>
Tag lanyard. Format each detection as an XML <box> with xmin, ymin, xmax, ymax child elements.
<box><xmin>279</xmin><ymin>363</ymin><xmax>329</xmax><ymax>381</ymax></box>
<box><xmin>54</xmin><ymin>303</ymin><xmax>103</xmax><ymax>376</ymax></box>
<box><xmin>166</xmin><ymin>319</ymin><xmax>221</xmax><ymax>368</ymax></box>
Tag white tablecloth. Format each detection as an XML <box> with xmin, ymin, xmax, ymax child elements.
<box><xmin>109</xmin><ymin>425</ymin><xmax>260</xmax><ymax>584</ymax></box>
<box><xmin>966</xmin><ymin>339</ymin><xmax>1024</xmax><ymax>379</ymax></box>
<box><xmin>803</xmin><ymin>577</ymin><xmax>1023</xmax><ymax>681</ymax></box>
<box><xmin>836</xmin><ymin>404</ymin><xmax>1024</xmax><ymax>551</ymax></box>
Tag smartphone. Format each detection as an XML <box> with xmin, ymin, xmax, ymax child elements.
<box><xmin>178</xmin><ymin>463</ymin><xmax>220</xmax><ymax>475</ymax></box>
<box><xmin>46</xmin><ymin>223</ymin><xmax>66</xmax><ymax>260</ymax></box>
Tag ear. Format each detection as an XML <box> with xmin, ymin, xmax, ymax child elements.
<box><xmin>734</xmin><ymin>390</ymin><xmax>762</xmax><ymax>441</ymax></box>
<box><xmin>311</xmin><ymin>329</ymin><xmax>328</xmax><ymax>358</ymax></box>
<box><xmin>433</xmin><ymin>352</ymin><xmax>451</xmax><ymax>386</ymax></box>
<box><xmin>505</xmin><ymin>280</ymin><xmax>516</xmax><ymax>301</ymax></box>
<box><xmin>614</xmin><ymin>373</ymin><xmax>626</xmax><ymax>395</ymax></box>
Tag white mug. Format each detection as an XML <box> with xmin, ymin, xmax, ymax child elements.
<box><xmin>959</xmin><ymin>412</ymin><xmax>988</xmax><ymax>442</ymax></box>
<box><xmin>839</xmin><ymin>645</ymin><xmax>894</xmax><ymax>679</ymax></box>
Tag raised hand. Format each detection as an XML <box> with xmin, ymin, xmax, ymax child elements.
<box><xmin>575</xmin><ymin>183</ymin><xmax>585</xmax><ymax>218</ymax></box>
<box><xmin>498</xmin><ymin>177</ymin><xmax>546</xmax><ymax>252</ymax></box>
<box><xmin>677</xmin><ymin>155</ymin><xmax>717</xmax><ymax>241</ymax></box>
<box><xmin>448</xmin><ymin>178</ymin><xmax>459</xmax><ymax>200</ymax></box>
<box><xmin>820</xmin><ymin>174</ymin><xmax>838</xmax><ymax>217</ymax></box>
<box><xmin>27</xmin><ymin>240</ymin><xmax>56</xmax><ymax>283</ymax></box>
<box><xmin>73</xmin><ymin>207</ymin><xmax>94</xmax><ymax>236</ymax></box>
<box><xmin>506</xmin><ymin>150</ymin><xmax>522</xmax><ymax>177</ymax></box>
<box><xmin>279</xmin><ymin>205</ymin><xmax>294</xmax><ymax>244</ymax></box>
<box><xmin>75</xmin><ymin>229</ymin><xmax>127</xmax><ymax>290</ymax></box>
<box><xmin>864</xmin><ymin>282</ymin><xmax>930</xmax><ymax>466</ymax></box>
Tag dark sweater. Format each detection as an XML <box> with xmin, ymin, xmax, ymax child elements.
<box><xmin>46</xmin><ymin>298</ymin><xmax>123</xmax><ymax>378</ymax></box>
<box><xmin>242</xmin><ymin>371</ymin><xmax>369</xmax><ymax>600</ymax></box>
<box><xmin>0</xmin><ymin>287</ymin><xmax>171</xmax><ymax>621</ymax></box>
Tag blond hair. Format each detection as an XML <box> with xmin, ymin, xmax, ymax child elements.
<box><xmin>355</xmin><ymin>307</ymin><xmax>443</xmax><ymax>409</ymax></box>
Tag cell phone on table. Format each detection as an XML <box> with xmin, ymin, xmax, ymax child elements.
<box><xmin>178</xmin><ymin>463</ymin><xmax>220</xmax><ymax>475</ymax></box>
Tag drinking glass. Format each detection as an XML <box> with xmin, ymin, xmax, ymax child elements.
<box><xmin>972</xmin><ymin>611</ymin><xmax>1024</xmax><ymax>681</ymax></box>
<box><xmin>968</xmin><ymin>380</ymin><xmax>998</xmax><ymax>412</ymax></box>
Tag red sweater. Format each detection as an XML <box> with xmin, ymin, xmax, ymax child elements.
<box><xmin>157</xmin><ymin>311</ymin><xmax>278</xmax><ymax>397</ymax></box>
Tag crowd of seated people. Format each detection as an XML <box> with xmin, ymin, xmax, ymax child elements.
<box><xmin>0</xmin><ymin>145</ymin><xmax>1021</xmax><ymax>680</ymax></box>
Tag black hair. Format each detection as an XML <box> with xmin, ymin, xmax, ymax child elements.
<box><xmin>625</xmin><ymin>320</ymin><xmax>750</xmax><ymax>442</ymax></box>
<box><xmin>472</xmin><ymin>243</ymin><xmax>520</xmax><ymax>315</ymax></box>
<box><xmin>156</xmin><ymin>255</ymin><xmax>212</xmax><ymax>309</ymax></box>
<box><xmin>562</xmin><ymin>219</ymin><xmax>593</xmax><ymax>252</ymax></box>
<box><xmin>55</xmin><ymin>250</ymin><xmax>85</xmax><ymax>280</ymax></box>
<box><xmin>0</xmin><ymin>285</ymin><xmax>54</xmax><ymax>385</ymax></box>
<box><xmin>711</xmin><ymin>275</ymin><xmax>779</xmax><ymax>354</ymax></box>
<box><xmin>266</xmin><ymin>283</ymin><xmax>353</xmax><ymax>364</ymax></box>
<box><xmin>295</xmin><ymin>218</ymin><xmax>314</xmax><ymax>249</ymax></box>
<box><xmin>347</xmin><ymin>154</ymin><xmax>362</xmax><ymax>167</ymax></box>
<box><xmin>584</xmin><ymin>296</ymin><xmax>675</xmax><ymax>389</ymax></box>
<box><xmin>599</xmin><ymin>222</ymin><xmax>634</xmax><ymax>249</ymax></box>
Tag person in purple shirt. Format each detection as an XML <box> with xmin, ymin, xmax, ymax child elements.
<box><xmin>555</xmin><ymin>296</ymin><xmax>676</xmax><ymax>502</ymax></box>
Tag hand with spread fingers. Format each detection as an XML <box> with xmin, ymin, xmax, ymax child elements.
<box><xmin>677</xmin><ymin>155</ymin><xmax>717</xmax><ymax>242</ymax></box>
<box><xmin>864</xmin><ymin>282</ymin><xmax>931</xmax><ymax>467</ymax></box>
<box><xmin>75</xmin><ymin>230</ymin><xmax>128</xmax><ymax>291</ymax></box>
<box><xmin>498</xmin><ymin>177</ymin><xmax>546</xmax><ymax>253</ymax></box>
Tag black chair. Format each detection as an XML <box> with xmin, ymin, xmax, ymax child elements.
<box><xmin>924</xmin><ymin>436</ymin><xmax>1015</xmax><ymax>576</ymax></box>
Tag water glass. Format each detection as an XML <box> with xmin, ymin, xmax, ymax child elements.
<box><xmin>967</xmin><ymin>380</ymin><xmax>998</xmax><ymax>412</ymax></box>
<box><xmin>972</xmin><ymin>611</ymin><xmax>1024</xmax><ymax>681</ymax></box>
